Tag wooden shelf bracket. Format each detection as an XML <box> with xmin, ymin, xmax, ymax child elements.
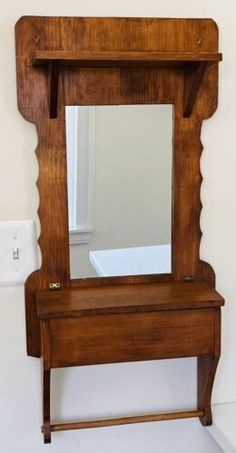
<box><xmin>183</xmin><ymin>62</ymin><xmax>208</xmax><ymax>118</ymax></box>
<box><xmin>48</xmin><ymin>61</ymin><xmax>59</xmax><ymax>119</ymax></box>
<box><xmin>32</xmin><ymin>51</ymin><xmax>222</xmax><ymax>119</ymax></box>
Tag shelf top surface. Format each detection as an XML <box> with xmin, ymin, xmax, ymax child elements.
<box><xmin>36</xmin><ymin>281</ymin><xmax>224</xmax><ymax>319</ymax></box>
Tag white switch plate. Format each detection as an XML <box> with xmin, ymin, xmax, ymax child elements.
<box><xmin>0</xmin><ymin>220</ymin><xmax>39</xmax><ymax>286</ymax></box>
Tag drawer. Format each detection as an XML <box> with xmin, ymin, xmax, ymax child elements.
<box><xmin>47</xmin><ymin>308</ymin><xmax>217</xmax><ymax>368</ymax></box>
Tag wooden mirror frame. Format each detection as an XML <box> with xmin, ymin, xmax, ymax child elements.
<box><xmin>15</xmin><ymin>16</ymin><xmax>222</xmax><ymax>357</ymax></box>
<box><xmin>16</xmin><ymin>16</ymin><xmax>224</xmax><ymax>442</ymax></box>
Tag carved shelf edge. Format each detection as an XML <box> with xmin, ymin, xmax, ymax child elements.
<box><xmin>32</xmin><ymin>50</ymin><xmax>222</xmax><ymax>119</ymax></box>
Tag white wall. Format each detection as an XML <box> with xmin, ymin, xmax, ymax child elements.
<box><xmin>0</xmin><ymin>1</ymin><xmax>235</xmax><ymax>451</ymax></box>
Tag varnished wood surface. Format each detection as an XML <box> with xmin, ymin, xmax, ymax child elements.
<box><xmin>15</xmin><ymin>17</ymin><xmax>223</xmax><ymax>442</ymax></box>
<box><xmin>15</xmin><ymin>17</ymin><xmax>221</xmax><ymax>356</ymax></box>
<box><xmin>15</xmin><ymin>16</ymin><xmax>221</xmax><ymax>356</ymax></box>
<box><xmin>33</xmin><ymin>50</ymin><xmax>222</xmax><ymax>67</ymax></box>
<box><xmin>33</xmin><ymin>50</ymin><xmax>221</xmax><ymax>118</ymax></box>
<box><xmin>48</xmin><ymin>409</ymin><xmax>204</xmax><ymax>432</ymax></box>
<box><xmin>36</xmin><ymin>281</ymin><xmax>224</xmax><ymax>319</ymax></box>
<box><xmin>198</xmin><ymin>355</ymin><xmax>220</xmax><ymax>426</ymax></box>
<box><xmin>48</xmin><ymin>309</ymin><xmax>216</xmax><ymax>367</ymax></box>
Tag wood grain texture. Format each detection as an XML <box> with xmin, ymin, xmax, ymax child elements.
<box><xmin>198</xmin><ymin>355</ymin><xmax>220</xmax><ymax>426</ymax></box>
<box><xmin>183</xmin><ymin>62</ymin><xmax>207</xmax><ymax>117</ymax></box>
<box><xmin>15</xmin><ymin>17</ymin><xmax>224</xmax><ymax>441</ymax></box>
<box><xmin>197</xmin><ymin>309</ymin><xmax>221</xmax><ymax>426</ymax></box>
<box><xmin>33</xmin><ymin>50</ymin><xmax>222</xmax><ymax>66</ymax></box>
<box><xmin>48</xmin><ymin>309</ymin><xmax>216</xmax><ymax>367</ymax></box>
<box><xmin>15</xmin><ymin>17</ymin><xmax>221</xmax><ymax>357</ymax></box>
<box><xmin>36</xmin><ymin>281</ymin><xmax>224</xmax><ymax>319</ymax></box>
<box><xmin>33</xmin><ymin>50</ymin><xmax>221</xmax><ymax>118</ymax></box>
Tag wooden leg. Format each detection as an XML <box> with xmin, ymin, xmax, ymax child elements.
<box><xmin>40</xmin><ymin>320</ymin><xmax>52</xmax><ymax>443</ymax></box>
<box><xmin>197</xmin><ymin>355</ymin><xmax>219</xmax><ymax>426</ymax></box>
<box><xmin>42</xmin><ymin>368</ymin><xmax>51</xmax><ymax>443</ymax></box>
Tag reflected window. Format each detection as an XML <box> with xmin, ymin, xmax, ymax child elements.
<box><xmin>66</xmin><ymin>106</ymin><xmax>95</xmax><ymax>244</ymax></box>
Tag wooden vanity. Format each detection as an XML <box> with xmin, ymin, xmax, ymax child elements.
<box><xmin>15</xmin><ymin>16</ymin><xmax>224</xmax><ymax>443</ymax></box>
<box><xmin>36</xmin><ymin>281</ymin><xmax>223</xmax><ymax>441</ymax></box>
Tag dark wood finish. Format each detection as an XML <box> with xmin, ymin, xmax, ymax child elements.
<box><xmin>198</xmin><ymin>356</ymin><xmax>220</xmax><ymax>426</ymax></box>
<box><xmin>49</xmin><ymin>309</ymin><xmax>216</xmax><ymax>367</ymax></box>
<box><xmin>33</xmin><ymin>50</ymin><xmax>222</xmax><ymax>66</ymax></box>
<box><xmin>197</xmin><ymin>309</ymin><xmax>221</xmax><ymax>426</ymax></box>
<box><xmin>15</xmin><ymin>17</ymin><xmax>223</xmax><ymax>443</ymax></box>
<box><xmin>15</xmin><ymin>17</ymin><xmax>221</xmax><ymax>357</ymax></box>
<box><xmin>33</xmin><ymin>50</ymin><xmax>221</xmax><ymax>118</ymax></box>
<box><xmin>183</xmin><ymin>62</ymin><xmax>207</xmax><ymax>117</ymax></box>
<box><xmin>41</xmin><ymin>321</ymin><xmax>51</xmax><ymax>443</ymax></box>
<box><xmin>38</xmin><ymin>294</ymin><xmax>221</xmax><ymax>441</ymax></box>
<box><xmin>47</xmin><ymin>410</ymin><xmax>204</xmax><ymax>432</ymax></box>
<box><xmin>36</xmin><ymin>281</ymin><xmax>223</xmax><ymax>319</ymax></box>
<box><xmin>48</xmin><ymin>61</ymin><xmax>59</xmax><ymax>119</ymax></box>
<box><xmin>42</xmin><ymin>369</ymin><xmax>51</xmax><ymax>443</ymax></box>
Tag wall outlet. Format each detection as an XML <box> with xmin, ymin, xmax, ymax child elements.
<box><xmin>0</xmin><ymin>220</ymin><xmax>39</xmax><ymax>286</ymax></box>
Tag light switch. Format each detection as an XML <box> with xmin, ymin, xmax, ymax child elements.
<box><xmin>0</xmin><ymin>220</ymin><xmax>39</xmax><ymax>286</ymax></box>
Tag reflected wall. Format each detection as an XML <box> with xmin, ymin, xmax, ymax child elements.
<box><xmin>66</xmin><ymin>105</ymin><xmax>173</xmax><ymax>278</ymax></box>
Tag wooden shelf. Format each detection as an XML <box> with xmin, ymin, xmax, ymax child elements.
<box><xmin>36</xmin><ymin>281</ymin><xmax>224</xmax><ymax>320</ymax></box>
<box><xmin>33</xmin><ymin>50</ymin><xmax>222</xmax><ymax>67</ymax></box>
<box><xmin>32</xmin><ymin>50</ymin><xmax>222</xmax><ymax>119</ymax></box>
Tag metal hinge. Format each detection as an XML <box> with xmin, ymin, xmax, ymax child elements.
<box><xmin>49</xmin><ymin>282</ymin><xmax>61</xmax><ymax>291</ymax></box>
<box><xmin>182</xmin><ymin>275</ymin><xmax>194</xmax><ymax>283</ymax></box>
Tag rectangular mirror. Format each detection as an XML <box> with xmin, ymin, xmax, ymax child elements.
<box><xmin>66</xmin><ymin>104</ymin><xmax>173</xmax><ymax>278</ymax></box>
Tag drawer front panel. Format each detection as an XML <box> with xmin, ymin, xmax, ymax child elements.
<box><xmin>49</xmin><ymin>309</ymin><xmax>216</xmax><ymax>368</ymax></box>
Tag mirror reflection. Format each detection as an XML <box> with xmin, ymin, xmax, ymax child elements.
<box><xmin>66</xmin><ymin>105</ymin><xmax>172</xmax><ymax>278</ymax></box>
